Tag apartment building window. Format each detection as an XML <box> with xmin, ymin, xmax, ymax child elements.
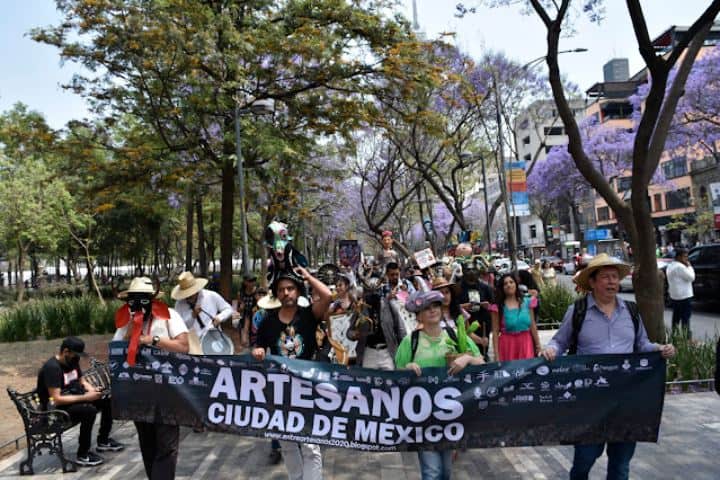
<box><xmin>543</xmin><ymin>126</ymin><xmax>564</xmax><ymax>136</ymax></box>
<box><xmin>665</xmin><ymin>188</ymin><xmax>691</xmax><ymax>210</ymax></box>
<box><xmin>653</xmin><ymin>193</ymin><xmax>662</xmax><ymax>212</ymax></box>
<box><xmin>597</xmin><ymin>206</ymin><xmax>610</xmax><ymax>221</ymax></box>
<box><xmin>524</xmin><ymin>153</ymin><xmax>531</xmax><ymax>161</ymax></box>
<box><xmin>545</xmin><ymin>145</ymin><xmax>553</xmax><ymax>154</ymax></box>
<box><xmin>522</xmin><ymin>136</ymin><xmax>530</xmax><ymax>145</ymax></box>
<box><xmin>662</xmin><ymin>157</ymin><xmax>687</xmax><ymax>179</ymax></box>
<box><xmin>617</xmin><ymin>177</ymin><xmax>632</xmax><ymax>192</ymax></box>
<box><xmin>529</xmin><ymin>225</ymin><xmax>537</xmax><ymax>238</ymax></box>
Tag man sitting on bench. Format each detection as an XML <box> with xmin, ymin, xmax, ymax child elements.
<box><xmin>36</xmin><ymin>336</ymin><xmax>124</xmax><ymax>467</ymax></box>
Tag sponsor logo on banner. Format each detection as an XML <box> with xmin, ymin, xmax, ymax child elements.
<box><xmin>118</xmin><ymin>372</ymin><xmax>130</xmax><ymax>380</ymax></box>
<box><xmin>595</xmin><ymin>376</ymin><xmax>609</xmax><ymax>387</ymax></box>
<box><xmin>536</xmin><ymin>366</ymin><xmax>550</xmax><ymax>376</ymax></box>
<box><xmin>178</xmin><ymin>364</ymin><xmax>189</xmax><ymax>376</ymax></box>
<box><xmin>636</xmin><ymin>358</ymin><xmax>652</xmax><ymax>371</ymax></box>
<box><xmin>133</xmin><ymin>373</ymin><xmax>152</xmax><ymax>382</ymax></box>
<box><xmin>154</xmin><ymin>374</ymin><xmax>163</xmax><ymax>384</ymax></box>
<box><xmin>168</xmin><ymin>376</ymin><xmax>184</xmax><ymax>385</ymax></box>
<box><xmin>593</xmin><ymin>363</ymin><xmax>619</xmax><ymax>372</ymax></box>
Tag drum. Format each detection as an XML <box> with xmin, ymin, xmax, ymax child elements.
<box><xmin>200</xmin><ymin>329</ymin><xmax>234</xmax><ymax>355</ymax></box>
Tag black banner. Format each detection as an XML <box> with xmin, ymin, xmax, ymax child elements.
<box><xmin>109</xmin><ymin>342</ymin><xmax>666</xmax><ymax>451</ymax></box>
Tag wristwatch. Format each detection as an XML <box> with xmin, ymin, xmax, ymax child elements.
<box><xmin>151</xmin><ymin>335</ymin><xmax>160</xmax><ymax>346</ymax></box>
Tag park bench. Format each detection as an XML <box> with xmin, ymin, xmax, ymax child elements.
<box><xmin>6</xmin><ymin>359</ymin><xmax>111</xmax><ymax>475</ymax></box>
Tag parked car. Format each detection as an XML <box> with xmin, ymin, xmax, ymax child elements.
<box><xmin>687</xmin><ymin>244</ymin><xmax>720</xmax><ymax>302</ymax></box>
<box><xmin>493</xmin><ymin>258</ymin><xmax>530</xmax><ymax>274</ymax></box>
<box><xmin>619</xmin><ymin>266</ymin><xmax>634</xmax><ymax>292</ymax></box>
<box><xmin>540</xmin><ymin>255</ymin><xmax>564</xmax><ymax>272</ymax></box>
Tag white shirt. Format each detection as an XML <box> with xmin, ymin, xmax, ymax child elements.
<box><xmin>666</xmin><ymin>261</ymin><xmax>695</xmax><ymax>300</ymax></box>
<box><xmin>113</xmin><ymin>308</ymin><xmax>188</xmax><ymax>340</ymax></box>
<box><xmin>174</xmin><ymin>289</ymin><xmax>233</xmax><ymax>336</ymax></box>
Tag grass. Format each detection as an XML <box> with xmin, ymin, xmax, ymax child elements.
<box><xmin>666</xmin><ymin>328</ymin><xmax>718</xmax><ymax>386</ymax></box>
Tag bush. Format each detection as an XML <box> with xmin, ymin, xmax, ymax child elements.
<box><xmin>0</xmin><ymin>296</ymin><xmax>124</xmax><ymax>342</ymax></box>
<box><xmin>666</xmin><ymin>328</ymin><xmax>718</xmax><ymax>383</ymax></box>
<box><xmin>537</xmin><ymin>284</ymin><xmax>577</xmax><ymax>326</ymax></box>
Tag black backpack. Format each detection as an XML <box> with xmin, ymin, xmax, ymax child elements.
<box><xmin>567</xmin><ymin>296</ymin><xmax>641</xmax><ymax>355</ymax></box>
<box><xmin>410</xmin><ymin>327</ymin><xmax>459</xmax><ymax>361</ymax></box>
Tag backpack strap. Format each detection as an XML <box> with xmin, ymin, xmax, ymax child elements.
<box><xmin>623</xmin><ymin>300</ymin><xmax>640</xmax><ymax>353</ymax></box>
<box><xmin>445</xmin><ymin>326</ymin><xmax>458</xmax><ymax>345</ymax></box>
<box><xmin>410</xmin><ymin>330</ymin><xmax>420</xmax><ymax>361</ymax></box>
<box><xmin>568</xmin><ymin>296</ymin><xmax>588</xmax><ymax>355</ymax></box>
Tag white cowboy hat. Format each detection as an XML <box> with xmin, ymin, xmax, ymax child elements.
<box><xmin>118</xmin><ymin>277</ymin><xmax>163</xmax><ymax>299</ymax></box>
<box><xmin>573</xmin><ymin>253</ymin><xmax>631</xmax><ymax>292</ymax></box>
<box><xmin>171</xmin><ymin>271</ymin><xmax>208</xmax><ymax>300</ymax></box>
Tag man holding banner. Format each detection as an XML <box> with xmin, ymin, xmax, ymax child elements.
<box><xmin>113</xmin><ymin>277</ymin><xmax>189</xmax><ymax>480</ymax></box>
<box><xmin>540</xmin><ymin>254</ymin><xmax>675</xmax><ymax>480</ymax></box>
<box><xmin>252</xmin><ymin>266</ymin><xmax>331</xmax><ymax>480</ymax></box>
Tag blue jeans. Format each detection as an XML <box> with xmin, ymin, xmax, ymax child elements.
<box><xmin>417</xmin><ymin>450</ymin><xmax>452</xmax><ymax>480</ymax></box>
<box><xmin>570</xmin><ymin>442</ymin><xmax>636</xmax><ymax>480</ymax></box>
<box><xmin>671</xmin><ymin>298</ymin><xmax>692</xmax><ymax>337</ymax></box>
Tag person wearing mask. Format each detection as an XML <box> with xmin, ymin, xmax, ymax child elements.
<box><xmin>36</xmin><ymin>336</ymin><xmax>124</xmax><ymax>467</ymax></box>
<box><xmin>113</xmin><ymin>277</ymin><xmax>189</xmax><ymax>479</ymax></box>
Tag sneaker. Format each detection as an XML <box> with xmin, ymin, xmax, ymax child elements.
<box><xmin>76</xmin><ymin>452</ymin><xmax>104</xmax><ymax>467</ymax></box>
<box><xmin>97</xmin><ymin>438</ymin><xmax>125</xmax><ymax>452</ymax></box>
<box><xmin>269</xmin><ymin>449</ymin><xmax>282</xmax><ymax>465</ymax></box>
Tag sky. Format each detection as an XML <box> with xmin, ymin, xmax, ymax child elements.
<box><xmin>0</xmin><ymin>0</ymin><xmax>716</xmax><ymax>129</ymax></box>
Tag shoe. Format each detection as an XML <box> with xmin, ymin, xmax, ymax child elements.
<box><xmin>97</xmin><ymin>438</ymin><xmax>125</xmax><ymax>452</ymax></box>
<box><xmin>269</xmin><ymin>449</ymin><xmax>282</xmax><ymax>465</ymax></box>
<box><xmin>76</xmin><ymin>452</ymin><xmax>104</xmax><ymax>467</ymax></box>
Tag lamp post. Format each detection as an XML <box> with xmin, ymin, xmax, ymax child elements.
<box><xmin>495</xmin><ymin>48</ymin><xmax>588</xmax><ymax>269</ymax></box>
<box><xmin>235</xmin><ymin>99</ymin><xmax>274</xmax><ymax>276</ymax></box>
<box><xmin>460</xmin><ymin>151</ymin><xmax>492</xmax><ymax>255</ymax></box>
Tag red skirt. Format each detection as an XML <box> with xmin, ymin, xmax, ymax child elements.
<box><xmin>498</xmin><ymin>330</ymin><xmax>534</xmax><ymax>361</ymax></box>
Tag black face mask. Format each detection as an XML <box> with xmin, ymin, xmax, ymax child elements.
<box><xmin>127</xmin><ymin>293</ymin><xmax>153</xmax><ymax>320</ymax></box>
<box><xmin>65</xmin><ymin>354</ymin><xmax>80</xmax><ymax>369</ymax></box>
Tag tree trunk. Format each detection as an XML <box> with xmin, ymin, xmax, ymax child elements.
<box><xmin>16</xmin><ymin>245</ymin><xmax>25</xmax><ymax>302</ymax></box>
<box><xmin>185</xmin><ymin>190</ymin><xmax>194</xmax><ymax>272</ymax></box>
<box><xmin>219</xmin><ymin>159</ymin><xmax>235</xmax><ymax>300</ymax></box>
<box><xmin>196</xmin><ymin>194</ymin><xmax>207</xmax><ymax>277</ymax></box>
<box><xmin>83</xmin><ymin>245</ymin><xmax>105</xmax><ymax>305</ymax></box>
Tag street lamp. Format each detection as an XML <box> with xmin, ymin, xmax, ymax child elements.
<box><xmin>460</xmin><ymin>151</ymin><xmax>492</xmax><ymax>255</ymax></box>
<box><xmin>494</xmin><ymin>47</ymin><xmax>588</xmax><ymax>269</ymax></box>
<box><xmin>235</xmin><ymin>98</ymin><xmax>274</xmax><ymax>276</ymax></box>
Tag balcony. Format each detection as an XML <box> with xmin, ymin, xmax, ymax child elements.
<box><xmin>690</xmin><ymin>157</ymin><xmax>718</xmax><ymax>173</ymax></box>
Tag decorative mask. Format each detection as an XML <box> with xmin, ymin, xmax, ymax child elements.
<box><xmin>265</xmin><ymin>221</ymin><xmax>292</xmax><ymax>263</ymax></box>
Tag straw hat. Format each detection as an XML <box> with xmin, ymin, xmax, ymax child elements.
<box><xmin>430</xmin><ymin>276</ymin><xmax>459</xmax><ymax>295</ymax></box>
<box><xmin>118</xmin><ymin>277</ymin><xmax>163</xmax><ymax>299</ymax></box>
<box><xmin>171</xmin><ymin>271</ymin><xmax>208</xmax><ymax>300</ymax></box>
<box><xmin>573</xmin><ymin>253</ymin><xmax>631</xmax><ymax>292</ymax></box>
<box><xmin>257</xmin><ymin>294</ymin><xmax>282</xmax><ymax>310</ymax></box>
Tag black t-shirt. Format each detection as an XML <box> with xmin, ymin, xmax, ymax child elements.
<box><xmin>36</xmin><ymin>357</ymin><xmax>84</xmax><ymax>408</ymax></box>
<box><xmin>256</xmin><ymin>306</ymin><xmax>320</xmax><ymax>360</ymax></box>
<box><xmin>459</xmin><ymin>280</ymin><xmax>494</xmax><ymax>338</ymax></box>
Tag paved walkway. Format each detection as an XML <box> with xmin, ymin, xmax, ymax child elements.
<box><xmin>0</xmin><ymin>392</ymin><xmax>717</xmax><ymax>479</ymax></box>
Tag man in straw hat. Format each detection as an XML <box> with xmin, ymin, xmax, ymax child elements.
<box><xmin>113</xmin><ymin>277</ymin><xmax>189</xmax><ymax>479</ymax></box>
<box><xmin>252</xmin><ymin>266</ymin><xmax>330</xmax><ymax>479</ymax></box>
<box><xmin>540</xmin><ymin>253</ymin><xmax>675</xmax><ymax>480</ymax></box>
<box><xmin>172</xmin><ymin>271</ymin><xmax>233</xmax><ymax>346</ymax></box>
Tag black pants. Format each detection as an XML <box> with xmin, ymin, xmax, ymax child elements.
<box><xmin>134</xmin><ymin>422</ymin><xmax>179</xmax><ymax>480</ymax></box>
<box><xmin>62</xmin><ymin>397</ymin><xmax>113</xmax><ymax>456</ymax></box>
<box><xmin>671</xmin><ymin>297</ymin><xmax>692</xmax><ymax>338</ymax></box>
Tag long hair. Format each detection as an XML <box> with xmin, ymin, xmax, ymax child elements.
<box><xmin>494</xmin><ymin>273</ymin><xmax>523</xmax><ymax>323</ymax></box>
<box><xmin>447</xmin><ymin>289</ymin><xmax>463</xmax><ymax>319</ymax></box>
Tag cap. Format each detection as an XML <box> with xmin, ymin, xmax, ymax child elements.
<box><xmin>404</xmin><ymin>290</ymin><xmax>444</xmax><ymax>313</ymax></box>
<box><xmin>60</xmin><ymin>336</ymin><xmax>88</xmax><ymax>357</ymax></box>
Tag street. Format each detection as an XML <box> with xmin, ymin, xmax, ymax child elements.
<box><xmin>556</xmin><ymin>274</ymin><xmax>720</xmax><ymax>340</ymax></box>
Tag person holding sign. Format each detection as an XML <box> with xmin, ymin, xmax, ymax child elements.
<box><xmin>252</xmin><ymin>267</ymin><xmax>331</xmax><ymax>480</ymax></box>
<box><xmin>112</xmin><ymin>277</ymin><xmax>189</xmax><ymax>480</ymax></box>
<box><xmin>395</xmin><ymin>290</ymin><xmax>484</xmax><ymax>480</ymax></box>
<box><xmin>540</xmin><ymin>254</ymin><xmax>675</xmax><ymax>480</ymax></box>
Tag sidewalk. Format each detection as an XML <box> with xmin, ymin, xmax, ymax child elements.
<box><xmin>0</xmin><ymin>392</ymin><xmax>717</xmax><ymax>479</ymax></box>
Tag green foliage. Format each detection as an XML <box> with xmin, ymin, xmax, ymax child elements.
<box><xmin>0</xmin><ymin>296</ymin><xmax>122</xmax><ymax>342</ymax></box>
<box><xmin>537</xmin><ymin>284</ymin><xmax>577</xmax><ymax>325</ymax></box>
<box><xmin>666</xmin><ymin>328</ymin><xmax>718</xmax><ymax>383</ymax></box>
<box><xmin>446</xmin><ymin>314</ymin><xmax>480</xmax><ymax>354</ymax></box>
